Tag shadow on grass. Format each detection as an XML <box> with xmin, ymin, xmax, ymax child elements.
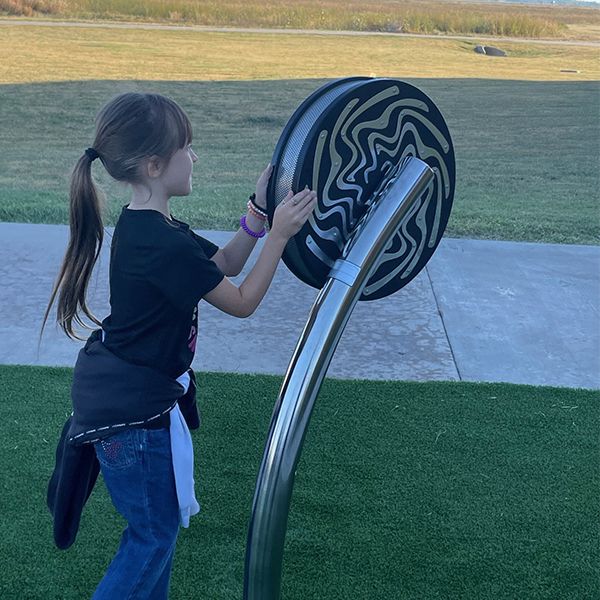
<box><xmin>0</xmin><ymin>78</ymin><xmax>598</xmax><ymax>244</ymax></box>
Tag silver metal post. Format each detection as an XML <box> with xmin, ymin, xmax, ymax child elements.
<box><xmin>243</xmin><ymin>157</ymin><xmax>435</xmax><ymax>599</ymax></box>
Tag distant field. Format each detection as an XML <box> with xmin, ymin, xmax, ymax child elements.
<box><xmin>568</xmin><ymin>22</ymin><xmax>600</xmax><ymax>40</ymax></box>
<box><xmin>1</xmin><ymin>0</ymin><xmax>599</xmax><ymax>40</ymax></box>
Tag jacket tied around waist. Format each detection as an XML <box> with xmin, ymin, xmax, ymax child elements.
<box><xmin>47</xmin><ymin>328</ymin><xmax>200</xmax><ymax>549</ymax></box>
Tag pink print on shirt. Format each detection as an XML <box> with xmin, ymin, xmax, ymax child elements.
<box><xmin>188</xmin><ymin>305</ymin><xmax>198</xmax><ymax>353</ymax></box>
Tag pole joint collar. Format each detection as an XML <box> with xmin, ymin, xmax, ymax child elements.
<box><xmin>329</xmin><ymin>259</ymin><xmax>361</xmax><ymax>286</ymax></box>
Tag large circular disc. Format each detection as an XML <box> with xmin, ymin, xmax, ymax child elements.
<box><xmin>267</xmin><ymin>77</ymin><xmax>455</xmax><ymax>300</ymax></box>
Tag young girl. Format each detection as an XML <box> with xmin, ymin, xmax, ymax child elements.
<box><xmin>41</xmin><ymin>92</ymin><xmax>317</xmax><ymax>599</ymax></box>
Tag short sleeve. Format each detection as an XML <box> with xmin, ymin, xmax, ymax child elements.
<box><xmin>189</xmin><ymin>230</ymin><xmax>219</xmax><ymax>258</ymax></box>
<box><xmin>148</xmin><ymin>236</ymin><xmax>225</xmax><ymax>312</ymax></box>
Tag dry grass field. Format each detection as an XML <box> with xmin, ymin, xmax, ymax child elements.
<box><xmin>567</xmin><ymin>22</ymin><xmax>600</xmax><ymax>40</ymax></box>
<box><xmin>1</xmin><ymin>0</ymin><xmax>599</xmax><ymax>39</ymax></box>
<box><xmin>1</xmin><ymin>24</ymin><xmax>598</xmax><ymax>84</ymax></box>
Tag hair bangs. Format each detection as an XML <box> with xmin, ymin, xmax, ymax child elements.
<box><xmin>165</xmin><ymin>98</ymin><xmax>193</xmax><ymax>150</ymax></box>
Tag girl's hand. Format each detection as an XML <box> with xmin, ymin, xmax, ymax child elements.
<box><xmin>271</xmin><ymin>187</ymin><xmax>318</xmax><ymax>241</ymax></box>
<box><xmin>254</xmin><ymin>163</ymin><xmax>273</xmax><ymax>210</ymax></box>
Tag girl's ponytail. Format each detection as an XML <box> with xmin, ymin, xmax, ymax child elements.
<box><xmin>40</xmin><ymin>152</ymin><xmax>104</xmax><ymax>342</ymax></box>
<box><xmin>39</xmin><ymin>92</ymin><xmax>193</xmax><ymax>346</ymax></box>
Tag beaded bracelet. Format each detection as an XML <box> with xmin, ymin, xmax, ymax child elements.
<box><xmin>247</xmin><ymin>200</ymin><xmax>267</xmax><ymax>221</ymax></box>
<box><xmin>249</xmin><ymin>193</ymin><xmax>268</xmax><ymax>218</ymax></box>
<box><xmin>240</xmin><ymin>214</ymin><xmax>266</xmax><ymax>238</ymax></box>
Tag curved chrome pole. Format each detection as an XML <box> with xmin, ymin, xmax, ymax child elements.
<box><xmin>243</xmin><ymin>157</ymin><xmax>435</xmax><ymax>599</ymax></box>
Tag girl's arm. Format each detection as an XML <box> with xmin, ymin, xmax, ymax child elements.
<box><xmin>203</xmin><ymin>188</ymin><xmax>317</xmax><ymax>318</ymax></box>
<box><xmin>215</xmin><ymin>164</ymin><xmax>273</xmax><ymax>276</ymax></box>
<box><xmin>216</xmin><ymin>210</ymin><xmax>265</xmax><ymax>277</ymax></box>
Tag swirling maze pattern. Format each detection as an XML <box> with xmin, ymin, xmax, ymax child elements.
<box><xmin>291</xmin><ymin>80</ymin><xmax>454</xmax><ymax>300</ymax></box>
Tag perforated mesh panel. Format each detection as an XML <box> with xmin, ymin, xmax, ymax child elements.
<box><xmin>273</xmin><ymin>79</ymin><xmax>362</xmax><ymax>206</ymax></box>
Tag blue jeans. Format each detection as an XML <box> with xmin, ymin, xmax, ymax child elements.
<box><xmin>92</xmin><ymin>427</ymin><xmax>180</xmax><ymax>600</ymax></box>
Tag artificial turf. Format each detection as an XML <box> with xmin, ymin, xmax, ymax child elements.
<box><xmin>0</xmin><ymin>365</ymin><xmax>597</xmax><ymax>599</ymax></box>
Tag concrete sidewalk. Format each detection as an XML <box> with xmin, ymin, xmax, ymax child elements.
<box><xmin>0</xmin><ymin>222</ymin><xmax>598</xmax><ymax>389</ymax></box>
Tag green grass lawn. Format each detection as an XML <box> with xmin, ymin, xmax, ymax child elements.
<box><xmin>0</xmin><ymin>365</ymin><xmax>597</xmax><ymax>599</ymax></box>
<box><xmin>1</xmin><ymin>24</ymin><xmax>598</xmax><ymax>244</ymax></box>
<box><xmin>0</xmin><ymin>78</ymin><xmax>598</xmax><ymax>244</ymax></box>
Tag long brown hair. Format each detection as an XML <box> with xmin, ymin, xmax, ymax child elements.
<box><xmin>40</xmin><ymin>92</ymin><xmax>193</xmax><ymax>342</ymax></box>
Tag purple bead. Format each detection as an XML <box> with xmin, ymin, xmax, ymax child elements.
<box><xmin>240</xmin><ymin>215</ymin><xmax>266</xmax><ymax>239</ymax></box>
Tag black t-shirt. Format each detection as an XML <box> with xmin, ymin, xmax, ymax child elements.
<box><xmin>101</xmin><ymin>205</ymin><xmax>225</xmax><ymax>379</ymax></box>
